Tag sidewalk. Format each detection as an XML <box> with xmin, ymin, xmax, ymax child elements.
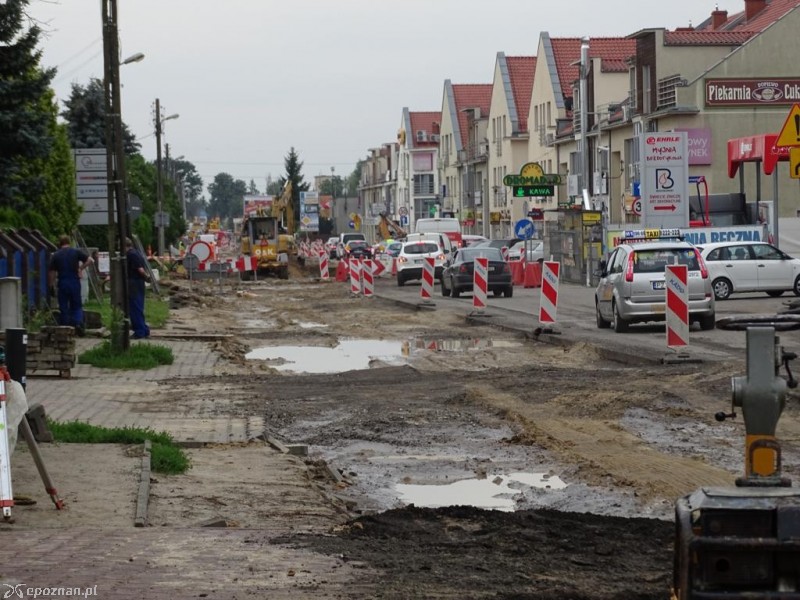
<box><xmin>1</xmin><ymin>333</ymin><xmax>359</xmax><ymax>599</ymax></box>
<box><xmin>31</xmin><ymin>336</ymin><xmax>262</xmax><ymax>443</ymax></box>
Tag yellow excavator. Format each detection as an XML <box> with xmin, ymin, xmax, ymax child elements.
<box><xmin>240</xmin><ymin>181</ymin><xmax>295</xmax><ymax>279</ymax></box>
<box><xmin>378</xmin><ymin>213</ymin><xmax>407</xmax><ymax>241</ymax></box>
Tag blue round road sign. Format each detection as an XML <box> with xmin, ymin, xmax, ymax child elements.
<box><xmin>514</xmin><ymin>219</ymin><xmax>535</xmax><ymax>240</ymax></box>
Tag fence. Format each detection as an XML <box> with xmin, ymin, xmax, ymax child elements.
<box><xmin>0</xmin><ymin>229</ymin><xmax>57</xmax><ymax>312</ymax></box>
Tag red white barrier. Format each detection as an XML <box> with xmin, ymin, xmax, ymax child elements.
<box><xmin>665</xmin><ymin>264</ymin><xmax>689</xmax><ymax>348</ymax></box>
<box><xmin>349</xmin><ymin>259</ymin><xmax>361</xmax><ymax>295</ymax></box>
<box><xmin>473</xmin><ymin>257</ymin><xmax>488</xmax><ymax>312</ymax></box>
<box><xmin>538</xmin><ymin>261</ymin><xmax>560</xmax><ymax>324</ymax></box>
<box><xmin>501</xmin><ymin>246</ymin><xmax>509</xmax><ymax>262</ymax></box>
<box><xmin>319</xmin><ymin>250</ymin><xmax>330</xmax><ymax>279</ymax></box>
<box><xmin>373</xmin><ymin>258</ymin><xmax>387</xmax><ymax>278</ymax></box>
<box><xmin>420</xmin><ymin>257</ymin><xmax>435</xmax><ymax>302</ymax></box>
<box><xmin>362</xmin><ymin>259</ymin><xmax>374</xmax><ymax>297</ymax></box>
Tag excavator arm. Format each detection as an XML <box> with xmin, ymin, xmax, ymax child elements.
<box><xmin>272</xmin><ymin>180</ymin><xmax>294</xmax><ymax>234</ymax></box>
<box><xmin>379</xmin><ymin>213</ymin><xmax>406</xmax><ymax>240</ymax></box>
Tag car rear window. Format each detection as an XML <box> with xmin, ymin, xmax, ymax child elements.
<box><xmin>633</xmin><ymin>248</ymin><xmax>700</xmax><ymax>273</ymax></box>
<box><xmin>404</xmin><ymin>242</ymin><xmax>439</xmax><ymax>255</ymax></box>
<box><xmin>461</xmin><ymin>248</ymin><xmax>503</xmax><ymax>261</ymax></box>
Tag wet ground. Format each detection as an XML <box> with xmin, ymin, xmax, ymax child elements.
<box><xmin>14</xmin><ymin>265</ymin><xmax>800</xmax><ymax>598</ymax></box>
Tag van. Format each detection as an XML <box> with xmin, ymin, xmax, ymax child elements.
<box><xmin>336</xmin><ymin>232</ymin><xmax>366</xmax><ymax>259</ymax></box>
<box><xmin>414</xmin><ymin>218</ymin><xmax>463</xmax><ymax>248</ymax></box>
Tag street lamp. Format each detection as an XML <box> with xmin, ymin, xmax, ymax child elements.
<box><xmin>154</xmin><ymin>98</ymin><xmax>179</xmax><ymax>257</ymax></box>
<box><xmin>102</xmin><ymin>0</ymin><xmax>143</xmax><ymax>351</ymax></box>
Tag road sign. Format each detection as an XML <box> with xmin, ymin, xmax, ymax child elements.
<box><xmin>632</xmin><ymin>198</ymin><xmax>642</xmax><ymax>216</ymax></box>
<box><xmin>791</xmin><ymin>147</ymin><xmax>800</xmax><ymax>179</ymax></box>
<box><xmin>640</xmin><ymin>132</ymin><xmax>689</xmax><ymax>229</ymax></box>
<box><xmin>514</xmin><ymin>219</ymin><xmax>535</xmax><ymax>240</ymax></box>
<box><xmin>513</xmin><ymin>185</ymin><xmax>554</xmax><ymax>198</ymax></box>
<box><xmin>775</xmin><ymin>103</ymin><xmax>800</xmax><ymax>148</ymax></box>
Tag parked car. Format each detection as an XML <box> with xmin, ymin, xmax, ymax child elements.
<box><xmin>472</xmin><ymin>238</ymin><xmax>521</xmax><ymax>255</ymax></box>
<box><xmin>325</xmin><ymin>236</ymin><xmax>339</xmax><ymax>259</ymax></box>
<box><xmin>462</xmin><ymin>234</ymin><xmax>488</xmax><ymax>247</ymax></box>
<box><xmin>441</xmin><ymin>246</ymin><xmax>513</xmax><ymax>298</ymax></box>
<box><xmin>344</xmin><ymin>240</ymin><xmax>373</xmax><ymax>260</ymax></box>
<box><xmin>595</xmin><ymin>237</ymin><xmax>715</xmax><ymax>332</ymax></box>
<box><xmin>696</xmin><ymin>241</ymin><xmax>800</xmax><ymax>300</ymax></box>
<box><xmin>336</xmin><ymin>232</ymin><xmax>366</xmax><ymax>259</ymax></box>
<box><xmin>396</xmin><ymin>241</ymin><xmax>446</xmax><ymax>286</ymax></box>
<box><xmin>508</xmin><ymin>240</ymin><xmax>544</xmax><ymax>263</ymax></box>
<box><xmin>384</xmin><ymin>241</ymin><xmax>403</xmax><ymax>258</ymax></box>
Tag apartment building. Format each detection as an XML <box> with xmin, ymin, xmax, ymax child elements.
<box><xmin>396</xmin><ymin>108</ymin><xmax>441</xmax><ymax>233</ymax></box>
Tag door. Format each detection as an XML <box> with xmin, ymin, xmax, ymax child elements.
<box><xmin>596</xmin><ymin>248</ymin><xmax>624</xmax><ymax>320</ymax></box>
<box><xmin>752</xmin><ymin>243</ymin><xmax>794</xmax><ymax>291</ymax></box>
<box><xmin>708</xmin><ymin>244</ymin><xmax>758</xmax><ymax>291</ymax></box>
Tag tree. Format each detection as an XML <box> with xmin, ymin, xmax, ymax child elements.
<box><xmin>278</xmin><ymin>147</ymin><xmax>309</xmax><ymax>232</ymax></box>
<box><xmin>207</xmin><ymin>173</ymin><xmax>247</xmax><ymax>222</ymax></box>
<box><xmin>61</xmin><ymin>78</ymin><xmax>140</xmax><ymax>154</ymax></box>
<box><xmin>247</xmin><ymin>179</ymin><xmax>259</xmax><ymax>195</ymax></box>
<box><xmin>0</xmin><ymin>0</ymin><xmax>61</xmax><ymax>218</ymax></box>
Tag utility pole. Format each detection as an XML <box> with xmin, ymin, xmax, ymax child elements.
<box><xmin>580</xmin><ymin>36</ymin><xmax>590</xmax><ymax>210</ymax></box>
<box><xmin>155</xmin><ymin>97</ymin><xmax>164</xmax><ymax>258</ymax></box>
<box><xmin>102</xmin><ymin>0</ymin><xmax>130</xmax><ymax>351</ymax></box>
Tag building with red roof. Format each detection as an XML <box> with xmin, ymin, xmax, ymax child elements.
<box><xmin>396</xmin><ymin>108</ymin><xmax>442</xmax><ymax>230</ymax></box>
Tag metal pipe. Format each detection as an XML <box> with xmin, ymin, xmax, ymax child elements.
<box><xmin>580</xmin><ymin>37</ymin><xmax>590</xmax><ymax>204</ymax></box>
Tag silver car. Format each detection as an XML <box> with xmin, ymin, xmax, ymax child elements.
<box><xmin>595</xmin><ymin>240</ymin><xmax>715</xmax><ymax>332</ymax></box>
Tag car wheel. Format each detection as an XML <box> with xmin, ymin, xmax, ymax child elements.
<box><xmin>699</xmin><ymin>313</ymin><xmax>716</xmax><ymax>331</ymax></box>
<box><xmin>712</xmin><ymin>277</ymin><xmax>732</xmax><ymax>301</ymax></box>
<box><xmin>451</xmin><ymin>278</ymin><xmax>461</xmax><ymax>299</ymax></box>
<box><xmin>504</xmin><ymin>286</ymin><xmax>513</xmax><ymax>298</ymax></box>
<box><xmin>596</xmin><ymin>301</ymin><xmax>610</xmax><ymax>329</ymax></box>
<box><xmin>794</xmin><ymin>275</ymin><xmax>800</xmax><ymax>297</ymax></box>
<box><xmin>397</xmin><ymin>273</ymin><xmax>405</xmax><ymax>287</ymax></box>
<box><xmin>766</xmin><ymin>290</ymin><xmax>785</xmax><ymax>298</ymax></box>
<box><xmin>441</xmin><ymin>276</ymin><xmax>451</xmax><ymax>297</ymax></box>
<box><xmin>612</xmin><ymin>301</ymin><xmax>628</xmax><ymax>333</ymax></box>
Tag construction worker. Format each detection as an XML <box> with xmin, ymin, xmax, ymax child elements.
<box><xmin>48</xmin><ymin>235</ymin><xmax>93</xmax><ymax>336</ymax></box>
<box><xmin>125</xmin><ymin>238</ymin><xmax>151</xmax><ymax>339</ymax></box>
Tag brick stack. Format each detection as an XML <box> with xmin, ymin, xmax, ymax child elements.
<box><xmin>0</xmin><ymin>326</ymin><xmax>77</xmax><ymax>378</ymax></box>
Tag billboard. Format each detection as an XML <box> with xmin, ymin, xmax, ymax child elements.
<box><xmin>299</xmin><ymin>191</ymin><xmax>319</xmax><ymax>233</ymax></box>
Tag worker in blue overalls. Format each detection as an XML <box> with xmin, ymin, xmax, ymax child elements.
<box><xmin>48</xmin><ymin>235</ymin><xmax>93</xmax><ymax>336</ymax></box>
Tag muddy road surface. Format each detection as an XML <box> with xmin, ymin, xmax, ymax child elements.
<box><xmin>103</xmin><ymin>270</ymin><xmax>800</xmax><ymax>597</ymax></box>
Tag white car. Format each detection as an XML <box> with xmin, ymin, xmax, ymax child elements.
<box><xmin>325</xmin><ymin>236</ymin><xmax>338</xmax><ymax>259</ymax></box>
<box><xmin>697</xmin><ymin>241</ymin><xmax>800</xmax><ymax>300</ymax></box>
<box><xmin>508</xmin><ymin>240</ymin><xmax>543</xmax><ymax>263</ymax></box>
<box><xmin>396</xmin><ymin>240</ymin><xmax>446</xmax><ymax>286</ymax></box>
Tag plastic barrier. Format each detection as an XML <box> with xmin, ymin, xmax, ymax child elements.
<box><xmin>335</xmin><ymin>259</ymin><xmax>349</xmax><ymax>282</ymax></box>
<box><xmin>666</xmin><ymin>265</ymin><xmax>689</xmax><ymax>348</ymax></box>
<box><xmin>523</xmin><ymin>262</ymin><xmax>543</xmax><ymax>288</ymax></box>
<box><xmin>420</xmin><ymin>257</ymin><xmax>434</xmax><ymax>302</ymax></box>
<box><xmin>362</xmin><ymin>259</ymin><xmax>374</xmax><ymax>297</ymax></box>
<box><xmin>319</xmin><ymin>251</ymin><xmax>329</xmax><ymax>280</ymax></box>
<box><xmin>349</xmin><ymin>259</ymin><xmax>361</xmax><ymax>295</ymax></box>
<box><xmin>473</xmin><ymin>257</ymin><xmax>488</xmax><ymax>312</ymax></box>
<box><xmin>538</xmin><ymin>261</ymin><xmax>560</xmax><ymax>325</ymax></box>
<box><xmin>508</xmin><ymin>261</ymin><xmax>525</xmax><ymax>286</ymax></box>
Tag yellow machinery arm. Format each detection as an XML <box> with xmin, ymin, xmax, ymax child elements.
<box><xmin>272</xmin><ymin>180</ymin><xmax>294</xmax><ymax>234</ymax></box>
<box><xmin>379</xmin><ymin>213</ymin><xmax>406</xmax><ymax>240</ymax></box>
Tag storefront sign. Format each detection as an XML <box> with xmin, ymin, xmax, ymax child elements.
<box><xmin>706</xmin><ymin>78</ymin><xmax>800</xmax><ymax>106</ymax></box>
<box><xmin>503</xmin><ymin>162</ymin><xmax>562</xmax><ymax>188</ymax></box>
<box><xmin>640</xmin><ymin>132</ymin><xmax>689</xmax><ymax>229</ymax></box>
<box><xmin>675</xmin><ymin>128</ymin><xmax>712</xmax><ymax>165</ymax></box>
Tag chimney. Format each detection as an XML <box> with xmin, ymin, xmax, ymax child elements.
<box><xmin>745</xmin><ymin>0</ymin><xmax>767</xmax><ymax>21</ymax></box>
<box><xmin>711</xmin><ymin>9</ymin><xmax>728</xmax><ymax>29</ymax></box>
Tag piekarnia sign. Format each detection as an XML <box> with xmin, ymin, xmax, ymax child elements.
<box><xmin>706</xmin><ymin>78</ymin><xmax>800</xmax><ymax>106</ymax></box>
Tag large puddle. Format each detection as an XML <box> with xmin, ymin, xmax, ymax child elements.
<box><xmin>395</xmin><ymin>472</ymin><xmax>568</xmax><ymax>512</ymax></box>
<box><xmin>247</xmin><ymin>337</ymin><xmax>523</xmax><ymax>373</ymax></box>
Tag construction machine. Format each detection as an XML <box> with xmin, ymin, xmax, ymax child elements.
<box><xmin>672</xmin><ymin>314</ymin><xmax>800</xmax><ymax>599</ymax></box>
<box><xmin>378</xmin><ymin>213</ymin><xmax>407</xmax><ymax>241</ymax></box>
<box><xmin>240</xmin><ymin>181</ymin><xmax>295</xmax><ymax>280</ymax></box>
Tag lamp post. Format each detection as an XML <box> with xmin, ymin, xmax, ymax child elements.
<box><xmin>102</xmin><ymin>0</ymin><xmax>144</xmax><ymax>352</ymax></box>
<box><xmin>154</xmin><ymin>98</ymin><xmax>179</xmax><ymax>257</ymax></box>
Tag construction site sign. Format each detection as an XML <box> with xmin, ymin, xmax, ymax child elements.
<box><xmin>300</xmin><ymin>191</ymin><xmax>319</xmax><ymax>232</ymax></box>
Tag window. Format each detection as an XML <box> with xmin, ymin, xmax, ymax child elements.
<box><xmin>413</xmin><ymin>174</ymin><xmax>434</xmax><ymax>195</ymax></box>
<box><xmin>752</xmin><ymin>244</ymin><xmax>782</xmax><ymax>260</ymax></box>
<box><xmin>633</xmin><ymin>249</ymin><xmax>699</xmax><ymax>273</ymax></box>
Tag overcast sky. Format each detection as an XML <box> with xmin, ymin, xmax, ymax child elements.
<box><xmin>28</xmin><ymin>0</ymin><xmax>743</xmax><ymax>193</ymax></box>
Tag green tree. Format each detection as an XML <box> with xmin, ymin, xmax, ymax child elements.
<box><xmin>0</xmin><ymin>0</ymin><xmax>59</xmax><ymax>216</ymax></box>
<box><xmin>207</xmin><ymin>173</ymin><xmax>246</xmax><ymax>222</ymax></box>
<box><xmin>61</xmin><ymin>78</ymin><xmax>140</xmax><ymax>154</ymax></box>
<box><xmin>247</xmin><ymin>179</ymin><xmax>259</xmax><ymax>195</ymax></box>
<box><xmin>278</xmin><ymin>147</ymin><xmax>309</xmax><ymax>231</ymax></box>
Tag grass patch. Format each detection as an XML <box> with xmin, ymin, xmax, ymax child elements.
<box><xmin>84</xmin><ymin>291</ymin><xmax>170</xmax><ymax>330</ymax></box>
<box><xmin>78</xmin><ymin>341</ymin><xmax>174</xmax><ymax>369</ymax></box>
<box><xmin>47</xmin><ymin>420</ymin><xmax>191</xmax><ymax>474</ymax></box>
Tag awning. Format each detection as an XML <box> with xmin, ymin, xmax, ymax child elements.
<box><xmin>727</xmin><ymin>133</ymin><xmax>790</xmax><ymax>178</ymax></box>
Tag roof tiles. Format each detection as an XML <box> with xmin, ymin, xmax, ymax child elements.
<box><xmin>505</xmin><ymin>56</ymin><xmax>536</xmax><ymax>133</ymax></box>
<box><xmin>452</xmin><ymin>84</ymin><xmax>493</xmax><ymax>147</ymax></box>
<box><xmin>550</xmin><ymin>37</ymin><xmax>636</xmax><ymax>99</ymax></box>
<box><xmin>409</xmin><ymin>111</ymin><xmax>442</xmax><ymax>147</ymax></box>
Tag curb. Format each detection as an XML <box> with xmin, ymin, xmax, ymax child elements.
<box><xmin>134</xmin><ymin>439</ymin><xmax>151</xmax><ymax>528</ymax></box>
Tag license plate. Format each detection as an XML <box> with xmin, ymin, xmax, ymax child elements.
<box><xmin>488</xmin><ymin>266</ymin><xmax>495</xmax><ymax>272</ymax></box>
<box><xmin>414</xmin><ymin>259</ymin><xmax>422</xmax><ymax>264</ymax></box>
<box><xmin>652</xmin><ymin>281</ymin><xmax>665</xmax><ymax>290</ymax></box>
